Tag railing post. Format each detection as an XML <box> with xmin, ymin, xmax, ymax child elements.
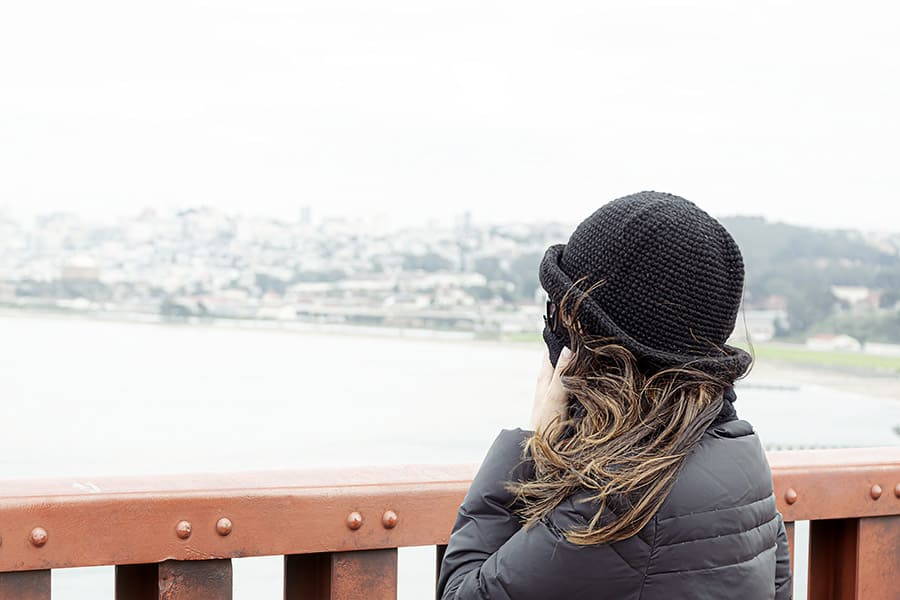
<box><xmin>809</xmin><ymin>518</ymin><xmax>859</xmax><ymax>599</ymax></box>
<box><xmin>285</xmin><ymin>549</ymin><xmax>398</xmax><ymax>600</ymax></box>
<box><xmin>0</xmin><ymin>570</ymin><xmax>51</xmax><ymax>600</ymax></box>
<box><xmin>115</xmin><ymin>560</ymin><xmax>233</xmax><ymax>600</ymax></box>
<box><xmin>856</xmin><ymin>515</ymin><xmax>900</xmax><ymax>600</ymax></box>
<box><xmin>809</xmin><ymin>515</ymin><xmax>900</xmax><ymax>600</ymax></box>
<box><xmin>116</xmin><ymin>564</ymin><xmax>158</xmax><ymax>600</ymax></box>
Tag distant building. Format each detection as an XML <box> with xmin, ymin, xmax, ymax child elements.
<box><xmin>760</xmin><ymin>294</ymin><xmax>788</xmax><ymax>311</ymax></box>
<box><xmin>61</xmin><ymin>256</ymin><xmax>100</xmax><ymax>282</ymax></box>
<box><xmin>830</xmin><ymin>285</ymin><xmax>871</xmax><ymax>306</ymax></box>
<box><xmin>731</xmin><ymin>309</ymin><xmax>787</xmax><ymax>343</ymax></box>
<box><xmin>0</xmin><ymin>282</ymin><xmax>15</xmax><ymax>300</ymax></box>
<box><xmin>455</xmin><ymin>211</ymin><xmax>473</xmax><ymax>234</ymax></box>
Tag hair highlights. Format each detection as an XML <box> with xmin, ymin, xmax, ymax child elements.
<box><xmin>510</xmin><ymin>282</ymin><xmax>734</xmax><ymax>545</ymax></box>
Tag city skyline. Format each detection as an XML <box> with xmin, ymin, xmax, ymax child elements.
<box><xmin>3</xmin><ymin>201</ymin><xmax>900</xmax><ymax>236</ymax></box>
<box><xmin>3</xmin><ymin>202</ymin><xmax>899</xmax><ymax>347</ymax></box>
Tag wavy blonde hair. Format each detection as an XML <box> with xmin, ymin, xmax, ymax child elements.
<box><xmin>510</xmin><ymin>282</ymin><xmax>742</xmax><ymax>545</ymax></box>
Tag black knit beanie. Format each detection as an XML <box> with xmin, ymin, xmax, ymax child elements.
<box><xmin>540</xmin><ymin>191</ymin><xmax>751</xmax><ymax>381</ymax></box>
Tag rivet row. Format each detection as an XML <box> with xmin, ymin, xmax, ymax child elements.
<box><xmin>345</xmin><ymin>510</ymin><xmax>400</xmax><ymax>531</ymax></box>
<box><xmin>9</xmin><ymin>511</ymin><xmax>421</xmax><ymax>549</ymax></box>
<box><xmin>174</xmin><ymin>518</ymin><xmax>234</xmax><ymax>540</ymax></box>
<box><xmin>782</xmin><ymin>483</ymin><xmax>900</xmax><ymax>505</ymax></box>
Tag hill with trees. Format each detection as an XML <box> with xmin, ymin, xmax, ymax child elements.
<box><xmin>720</xmin><ymin>216</ymin><xmax>900</xmax><ymax>343</ymax></box>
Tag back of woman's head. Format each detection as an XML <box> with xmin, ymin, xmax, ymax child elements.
<box><xmin>512</xmin><ymin>191</ymin><xmax>752</xmax><ymax>545</ymax></box>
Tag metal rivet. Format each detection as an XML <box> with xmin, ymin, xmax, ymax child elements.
<box><xmin>346</xmin><ymin>512</ymin><xmax>363</xmax><ymax>530</ymax></box>
<box><xmin>382</xmin><ymin>510</ymin><xmax>399</xmax><ymax>529</ymax></box>
<box><xmin>30</xmin><ymin>527</ymin><xmax>48</xmax><ymax>547</ymax></box>
<box><xmin>175</xmin><ymin>520</ymin><xmax>192</xmax><ymax>540</ymax></box>
<box><xmin>871</xmin><ymin>484</ymin><xmax>883</xmax><ymax>500</ymax></box>
<box><xmin>895</xmin><ymin>483</ymin><xmax>900</xmax><ymax>499</ymax></box>
<box><xmin>216</xmin><ymin>518</ymin><xmax>233</xmax><ymax>536</ymax></box>
<box><xmin>784</xmin><ymin>488</ymin><xmax>798</xmax><ymax>505</ymax></box>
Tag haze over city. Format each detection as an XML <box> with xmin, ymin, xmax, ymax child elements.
<box><xmin>2</xmin><ymin>1</ymin><xmax>899</xmax><ymax>232</ymax></box>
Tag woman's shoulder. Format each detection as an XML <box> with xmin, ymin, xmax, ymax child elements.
<box><xmin>544</xmin><ymin>419</ymin><xmax>775</xmax><ymax>531</ymax></box>
<box><xmin>650</xmin><ymin>417</ymin><xmax>780</xmax><ymax>553</ymax></box>
<box><xmin>636</xmin><ymin>419</ymin><xmax>785</xmax><ymax>583</ymax></box>
<box><xmin>657</xmin><ymin>418</ymin><xmax>775</xmax><ymax>520</ymax></box>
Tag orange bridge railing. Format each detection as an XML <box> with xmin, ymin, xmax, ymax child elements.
<box><xmin>0</xmin><ymin>448</ymin><xmax>898</xmax><ymax>599</ymax></box>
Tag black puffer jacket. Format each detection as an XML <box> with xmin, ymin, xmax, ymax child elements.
<box><xmin>437</xmin><ymin>419</ymin><xmax>792</xmax><ymax>599</ymax></box>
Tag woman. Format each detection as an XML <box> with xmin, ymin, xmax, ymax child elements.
<box><xmin>437</xmin><ymin>192</ymin><xmax>792</xmax><ymax>599</ymax></box>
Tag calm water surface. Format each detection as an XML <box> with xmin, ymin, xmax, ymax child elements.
<box><xmin>2</xmin><ymin>315</ymin><xmax>899</xmax><ymax>599</ymax></box>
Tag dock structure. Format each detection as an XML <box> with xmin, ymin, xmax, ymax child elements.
<box><xmin>0</xmin><ymin>448</ymin><xmax>898</xmax><ymax>599</ymax></box>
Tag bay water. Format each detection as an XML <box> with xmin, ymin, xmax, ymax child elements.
<box><xmin>2</xmin><ymin>314</ymin><xmax>898</xmax><ymax>598</ymax></box>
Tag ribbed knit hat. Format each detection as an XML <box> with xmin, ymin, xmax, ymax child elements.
<box><xmin>540</xmin><ymin>191</ymin><xmax>751</xmax><ymax>380</ymax></box>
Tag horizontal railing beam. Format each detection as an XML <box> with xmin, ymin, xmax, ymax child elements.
<box><xmin>0</xmin><ymin>484</ymin><xmax>468</xmax><ymax>572</ymax></box>
<box><xmin>768</xmin><ymin>447</ymin><xmax>900</xmax><ymax>521</ymax></box>
<box><xmin>0</xmin><ymin>448</ymin><xmax>897</xmax><ymax>573</ymax></box>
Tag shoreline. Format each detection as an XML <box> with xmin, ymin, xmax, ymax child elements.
<box><xmin>0</xmin><ymin>306</ymin><xmax>488</xmax><ymax>345</ymax></box>
<box><xmin>743</xmin><ymin>360</ymin><xmax>900</xmax><ymax>403</ymax></box>
<box><xmin>3</xmin><ymin>307</ymin><xmax>898</xmax><ymax>402</ymax></box>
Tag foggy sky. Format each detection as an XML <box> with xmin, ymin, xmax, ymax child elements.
<box><xmin>1</xmin><ymin>1</ymin><xmax>898</xmax><ymax>231</ymax></box>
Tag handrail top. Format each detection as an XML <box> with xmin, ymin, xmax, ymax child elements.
<box><xmin>0</xmin><ymin>448</ymin><xmax>898</xmax><ymax>573</ymax></box>
<box><xmin>766</xmin><ymin>445</ymin><xmax>900</xmax><ymax>469</ymax></box>
<box><xmin>0</xmin><ymin>463</ymin><xmax>479</xmax><ymax>500</ymax></box>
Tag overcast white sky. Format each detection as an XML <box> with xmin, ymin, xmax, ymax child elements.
<box><xmin>1</xmin><ymin>1</ymin><xmax>898</xmax><ymax>231</ymax></box>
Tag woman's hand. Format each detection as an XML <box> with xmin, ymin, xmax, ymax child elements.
<box><xmin>530</xmin><ymin>346</ymin><xmax>573</xmax><ymax>431</ymax></box>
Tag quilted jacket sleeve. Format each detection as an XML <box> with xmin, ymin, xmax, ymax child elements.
<box><xmin>436</xmin><ymin>428</ymin><xmax>645</xmax><ymax>599</ymax></box>
<box><xmin>774</xmin><ymin>512</ymin><xmax>793</xmax><ymax>599</ymax></box>
<box><xmin>436</xmin><ymin>428</ymin><xmax>534</xmax><ymax>599</ymax></box>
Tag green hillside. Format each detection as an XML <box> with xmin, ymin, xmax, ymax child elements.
<box><xmin>720</xmin><ymin>216</ymin><xmax>900</xmax><ymax>343</ymax></box>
